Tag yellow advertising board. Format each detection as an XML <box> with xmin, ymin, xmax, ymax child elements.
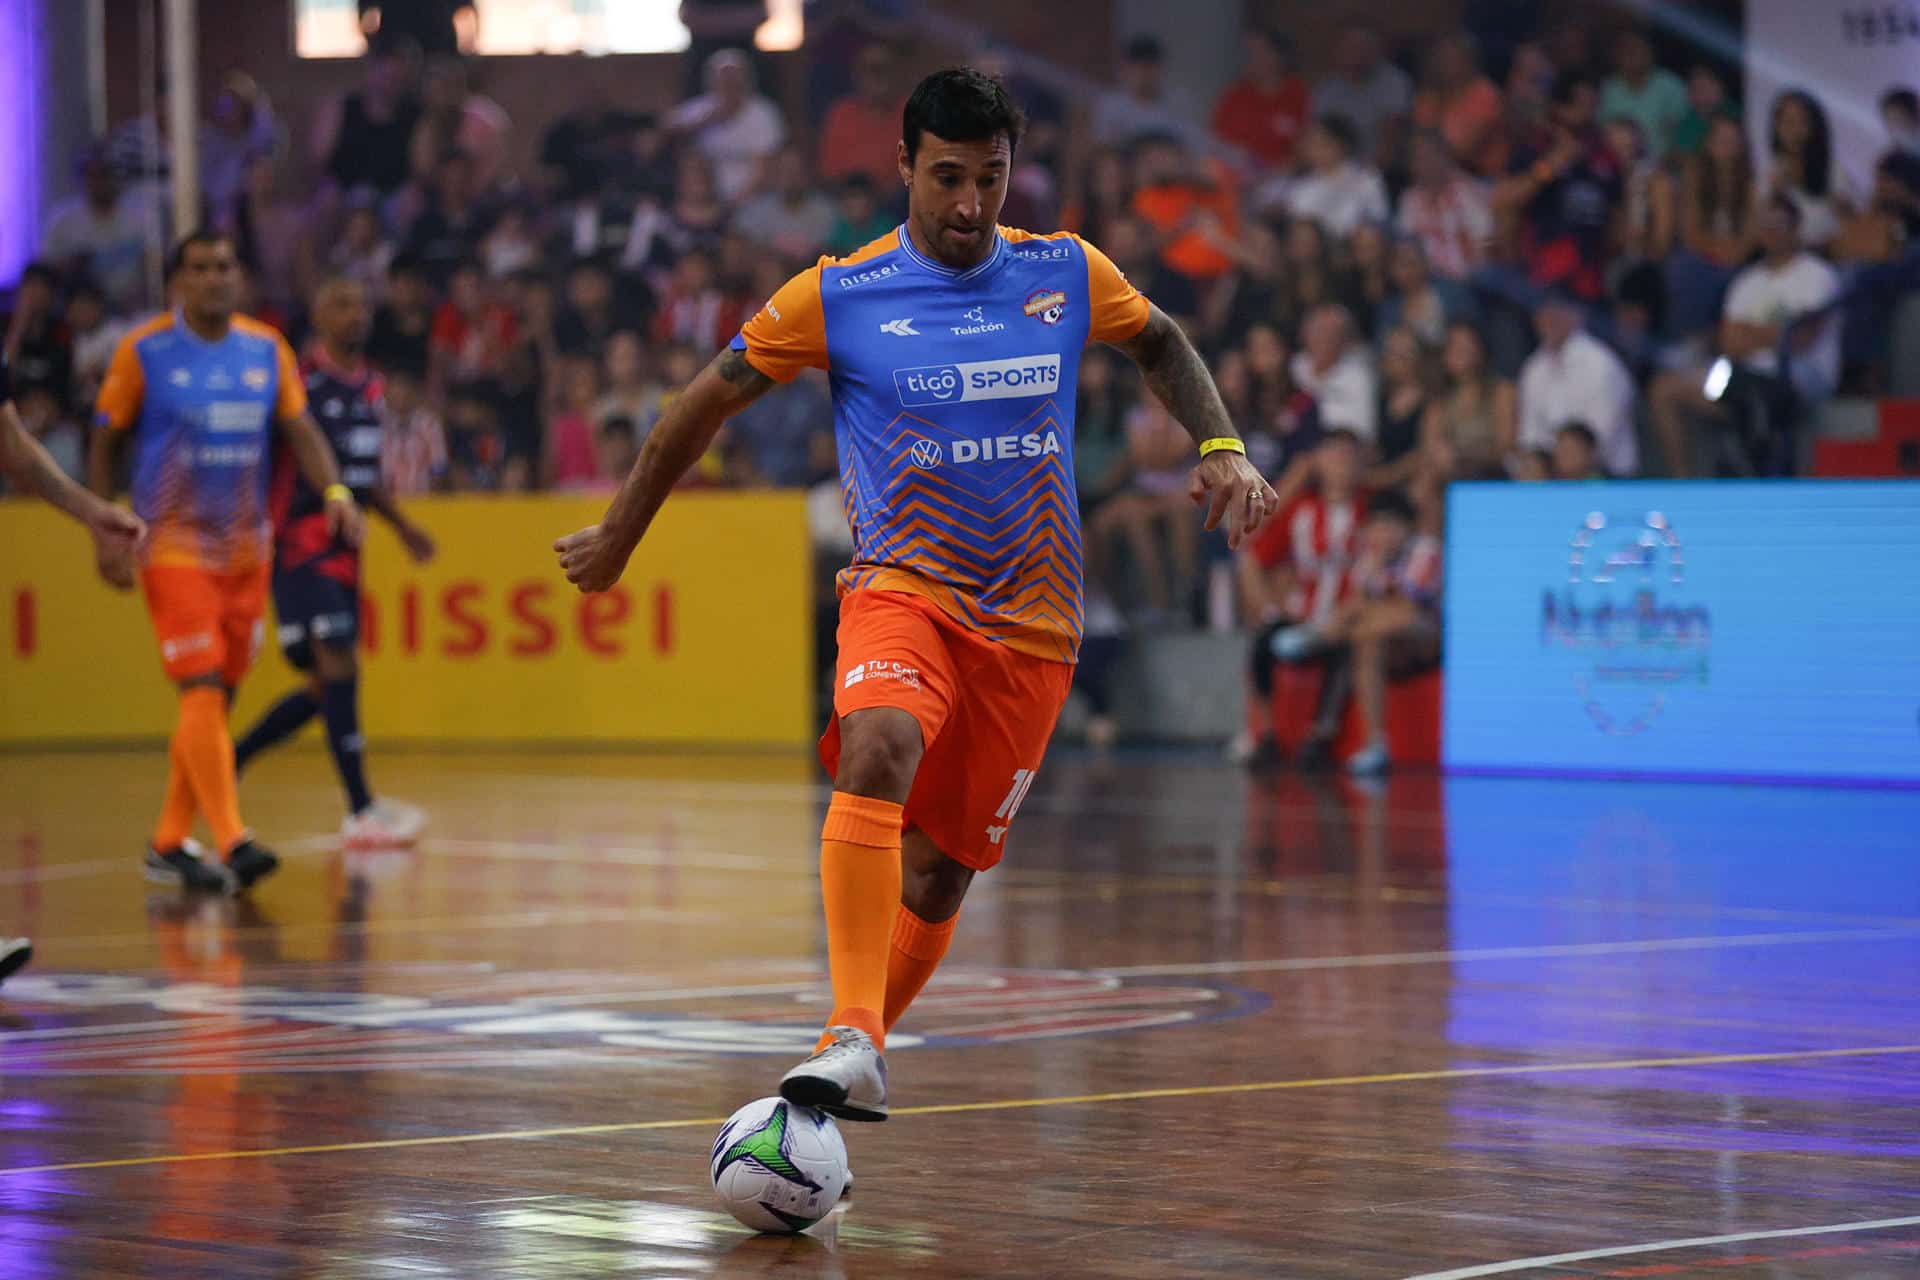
<box><xmin>0</xmin><ymin>492</ymin><xmax>813</xmax><ymax>746</ymax></box>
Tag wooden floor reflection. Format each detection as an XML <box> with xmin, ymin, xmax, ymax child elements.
<box><xmin>2</xmin><ymin>749</ymin><xmax>1918</xmax><ymax>1279</ymax></box>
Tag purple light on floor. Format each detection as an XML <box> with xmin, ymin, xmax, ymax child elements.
<box><xmin>0</xmin><ymin>0</ymin><xmax>45</xmax><ymax>285</ymax></box>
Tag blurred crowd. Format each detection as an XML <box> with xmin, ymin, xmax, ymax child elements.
<box><xmin>6</xmin><ymin>6</ymin><xmax>1916</xmax><ymax>712</ymax></box>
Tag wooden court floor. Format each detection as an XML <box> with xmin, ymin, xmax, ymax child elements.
<box><xmin>2</xmin><ymin>748</ymin><xmax>1918</xmax><ymax>1279</ymax></box>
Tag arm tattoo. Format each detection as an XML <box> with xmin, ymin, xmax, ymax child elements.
<box><xmin>1112</xmin><ymin>305</ymin><xmax>1238</xmax><ymax>448</ymax></box>
<box><xmin>713</xmin><ymin>346</ymin><xmax>777</xmax><ymax>401</ymax></box>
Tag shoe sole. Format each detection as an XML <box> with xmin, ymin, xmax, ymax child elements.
<box><xmin>228</xmin><ymin>861</ymin><xmax>279</xmax><ymax>891</ymax></box>
<box><xmin>779</xmin><ymin>1074</ymin><xmax>889</xmax><ymax>1122</ymax></box>
<box><xmin>143</xmin><ymin>862</ymin><xmax>237</xmax><ymax>894</ymax></box>
<box><xmin>0</xmin><ymin>943</ymin><xmax>32</xmax><ymax>983</ymax></box>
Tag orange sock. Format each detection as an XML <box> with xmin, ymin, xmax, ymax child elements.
<box><xmin>150</xmin><ymin>739</ymin><xmax>198</xmax><ymax>850</ymax></box>
<box><xmin>884</xmin><ymin>904</ymin><xmax>957</xmax><ymax>1031</ymax></box>
<box><xmin>817</xmin><ymin>791</ymin><xmax>903</xmax><ymax>1052</ymax></box>
<box><xmin>172</xmin><ymin>686</ymin><xmax>248</xmax><ymax>853</ymax></box>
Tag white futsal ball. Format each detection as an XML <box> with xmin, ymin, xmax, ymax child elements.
<box><xmin>709</xmin><ymin>1096</ymin><xmax>850</xmax><ymax>1233</ymax></box>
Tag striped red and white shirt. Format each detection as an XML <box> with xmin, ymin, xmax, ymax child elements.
<box><xmin>1249</xmin><ymin>492</ymin><xmax>1367</xmax><ymax>624</ymax></box>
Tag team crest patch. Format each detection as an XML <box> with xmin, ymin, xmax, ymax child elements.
<box><xmin>1024</xmin><ymin>289</ymin><xmax>1067</xmax><ymax>325</ymax></box>
<box><xmin>243</xmin><ymin>367</ymin><xmax>271</xmax><ymax>390</ymax></box>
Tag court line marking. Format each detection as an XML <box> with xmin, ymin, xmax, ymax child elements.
<box><xmin>1093</xmin><ymin>927</ymin><xmax>1920</xmax><ymax>978</ymax></box>
<box><xmin>3</xmin><ymin>1042</ymin><xmax>1915</xmax><ymax>1179</ymax></box>
<box><xmin>1400</xmin><ymin>1214</ymin><xmax>1920</xmax><ymax>1279</ymax></box>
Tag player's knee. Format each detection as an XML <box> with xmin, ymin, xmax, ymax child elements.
<box><xmin>313</xmin><ymin>641</ymin><xmax>357</xmax><ymax>682</ymax></box>
<box><xmin>834</xmin><ymin>709</ymin><xmax>923</xmax><ymax>802</ymax></box>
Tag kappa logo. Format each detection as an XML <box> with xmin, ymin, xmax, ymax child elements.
<box><xmin>844</xmin><ymin>660</ymin><xmax>921</xmax><ymax>690</ymax></box>
<box><xmin>908</xmin><ymin>438</ymin><xmax>944</xmax><ymax>469</ymax></box>
<box><xmin>879</xmin><ymin>318</ymin><xmax>919</xmax><ymax>337</ymax></box>
<box><xmin>1024</xmin><ymin>289</ymin><xmax>1067</xmax><ymax>325</ymax></box>
<box><xmin>894</xmin><ymin>355</ymin><xmax>1060</xmax><ymax>407</ymax></box>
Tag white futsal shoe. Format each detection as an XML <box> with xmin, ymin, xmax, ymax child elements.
<box><xmin>341</xmin><ymin>799</ymin><xmax>426</xmax><ymax>850</ymax></box>
<box><xmin>779</xmin><ymin>1025</ymin><xmax>889</xmax><ymax>1121</ymax></box>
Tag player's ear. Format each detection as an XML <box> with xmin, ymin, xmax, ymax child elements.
<box><xmin>896</xmin><ymin>140</ymin><xmax>912</xmax><ymax>188</ymax></box>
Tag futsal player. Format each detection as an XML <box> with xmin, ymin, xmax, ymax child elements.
<box><xmin>556</xmin><ymin>69</ymin><xmax>1277</xmax><ymax>1119</ymax></box>
<box><xmin>234</xmin><ymin>276</ymin><xmax>435</xmax><ymax>848</ymax></box>
<box><xmin>91</xmin><ymin>231</ymin><xmax>364</xmax><ymax>893</ymax></box>
<box><xmin>0</xmin><ymin>351</ymin><xmax>148</xmax><ymax>985</ymax></box>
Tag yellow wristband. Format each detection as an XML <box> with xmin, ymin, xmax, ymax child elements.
<box><xmin>324</xmin><ymin>483</ymin><xmax>352</xmax><ymax>504</ymax></box>
<box><xmin>1198</xmin><ymin>437</ymin><xmax>1246</xmax><ymax>458</ymax></box>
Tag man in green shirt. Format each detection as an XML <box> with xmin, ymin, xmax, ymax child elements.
<box><xmin>1599</xmin><ymin>28</ymin><xmax>1688</xmax><ymax>161</ymax></box>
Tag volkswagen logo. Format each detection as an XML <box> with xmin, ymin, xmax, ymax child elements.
<box><xmin>909</xmin><ymin>439</ymin><xmax>944</xmax><ymax>469</ymax></box>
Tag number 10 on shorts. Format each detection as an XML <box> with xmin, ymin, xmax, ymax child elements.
<box><xmin>986</xmin><ymin>769</ymin><xmax>1038</xmax><ymax>845</ymax></box>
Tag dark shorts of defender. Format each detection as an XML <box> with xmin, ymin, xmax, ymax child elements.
<box><xmin>272</xmin><ymin>557</ymin><xmax>360</xmax><ymax>672</ymax></box>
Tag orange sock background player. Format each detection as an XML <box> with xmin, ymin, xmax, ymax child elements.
<box><xmin>89</xmin><ymin>231</ymin><xmax>364</xmax><ymax>894</ymax></box>
<box><xmin>556</xmin><ymin>69</ymin><xmax>1276</xmax><ymax>1120</ymax></box>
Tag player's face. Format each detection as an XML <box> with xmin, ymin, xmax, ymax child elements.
<box><xmin>177</xmin><ymin>242</ymin><xmax>240</xmax><ymax>321</ymax></box>
<box><xmin>900</xmin><ymin>131</ymin><xmax>1012</xmax><ymax>269</ymax></box>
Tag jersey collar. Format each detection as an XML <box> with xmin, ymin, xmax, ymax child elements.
<box><xmin>894</xmin><ymin>223</ymin><xmax>1007</xmax><ymax>282</ymax></box>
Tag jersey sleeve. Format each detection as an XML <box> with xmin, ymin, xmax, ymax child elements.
<box><xmin>730</xmin><ymin>264</ymin><xmax>828</xmax><ymax>383</ymax></box>
<box><xmin>94</xmin><ymin>333</ymin><xmax>146</xmax><ymax>432</ymax></box>
<box><xmin>1074</xmin><ymin>234</ymin><xmax>1152</xmax><ymax>345</ymax></box>
<box><xmin>273</xmin><ymin>335</ymin><xmax>309</xmax><ymax>422</ymax></box>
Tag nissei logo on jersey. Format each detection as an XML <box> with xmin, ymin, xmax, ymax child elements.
<box><xmin>893</xmin><ymin>355</ymin><xmax>1060</xmax><ymax>407</ymax></box>
<box><xmin>838</xmin><ymin>263</ymin><xmax>901</xmax><ymax>289</ymax></box>
<box><xmin>1013</xmin><ymin>243</ymin><xmax>1072</xmax><ymax>261</ymax></box>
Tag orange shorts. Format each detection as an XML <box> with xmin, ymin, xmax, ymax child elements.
<box><xmin>140</xmin><ymin>563</ymin><xmax>270</xmax><ymax>686</ymax></box>
<box><xmin>820</xmin><ymin>589</ymin><xmax>1074</xmax><ymax>872</ymax></box>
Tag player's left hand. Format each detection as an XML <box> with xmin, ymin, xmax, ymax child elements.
<box><xmin>1190</xmin><ymin>450</ymin><xmax>1278</xmax><ymax>551</ymax></box>
<box><xmin>400</xmin><ymin>523</ymin><xmax>437</xmax><ymax>564</ymax></box>
<box><xmin>326</xmin><ymin>493</ymin><xmax>365</xmax><ymax>548</ymax></box>
<box><xmin>554</xmin><ymin>524</ymin><xmax>631</xmax><ymax>593</ymax></box>
<box><xmin>86</xmin><ymin>501</ymin><xmax>146</xmax><ymax>554</ymax></box>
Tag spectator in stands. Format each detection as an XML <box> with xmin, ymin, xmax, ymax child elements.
<box><xmin>3</xmin><ymin>264</ymin><xmax>71</xmax><ymax>406</ymax></box>
<box><xmin>224</xmin><ymin>155</ymin><xmax>308</xmax><ymax>318</ymax></box>
<box><xmin>403</xmin><ymin>151</ymin><xmax>490</xmax><ymax>290</ymax></box>
<box><xmin>1766</xmin><ymin>90</ymin><xmax>1848</xmax><ymax>250</ymax></box>
<box><xmin>651</xmin><ymin>248</ymin><xmax>733</xmax><ymax>351</ymax></box>
<box><xmin>734</xmin><ymin>150</ymin><xmax>838</xmax><ymax>260</ymax></box>
<box><xmin>1094</xmin><ymin>34</ymin><xmax>1201</xmax><ymax>150</ymax></box>
<box><xmin>727</xmin><ymin>368</ymin><xmax>834</xmax><ymax>486</ymax></box>
<box><xmin>1496</xmin><ymin>72</ymin><xmax>1623</xmax><ymax>302</ymax></box>
<box><xmin>1550</xmin><ymin>421</ymin><xmax>1606</xmax><ymax>480</ymax></box>
<box><xmin>595</xmin><ymin>330</ymin><xmax>662</xmax><ymax>430</ymax></box>
<box><xmin>1211</xmin><ymin>27</ymin><xmax>1310</xmax><ymax>172</ymax></box>
<box><xmin>595</xmin><ymin>416</ymin><xmax>641</xmax><ymax>489</ymax></box>
<box><xmin>445</xmin><ymin>384</ymin><xmax>522</xmax><ymax>492</ymax></box>
<box><xmin>1202</xmin><ymin>217</ymin><xmax>1283</xmax><ymax>349</ymax></box>
<box><xmin>1670</xmin><ymin>113</ymin><xmax>1758</xmax><ymax>339</ymax></box>
<box><xmin>1062</xmin><ymin>147</ymin><xmax>1133</xmax><ymax>250</ymax></box>
<box><xmin>413</xmin><ymin>55</ymin><xmax>511</xmax><ymax>190</ymax></box>
<box><xmin>1371</xmin><ymin>325</ymin><xmax>1436</xmax><ymax>490</ymax></box>
<box><xmin>1088</xmin><ymin>399</ymin><xmax>1202</xmax><ymax>622</ymax></box>
<box><xmin>1270</xmin><ymin>217</ymin><xmax>1352</xmax><ymax>343</ymax></box>
<box><xmin>380</xmin><ymin>367</ymin><xmax>446</xmax><ymax>494</ymax></box>
<box><xmin>1231</xmin><ymin>429</ymin><xmax>1368</xmax><ymax>768</ymax></box>
<box><xmin>1670</xmin><ymin>64</ymin><xmax>1733</xmax><ymax>160</ymax></box>
<box><xmin>825</xmin><ymin>174</ymin><xmax>894</xmax><ymax>257</ymax></box>
<box><xmin>1312</xmin><ymin>23</ymin><xmax>1412</xmax><ymax>174</ymax></box>
<box><xmin>316</xmin><ymin>39</ymin><xmax>424</xmax><ymax>200</ymax></box>
<box><xmin>1331</xmin><ymin>490</ymin><xmax>1443</xmax><ymax>775</ymax></box>
<box><xmin>1292</xmin><ymin>305</ymin><xmax>1377</xmax><ymax>442</ymax></box>
<box><xmin>1517</xmin><ymin>292</ymin><xmax>1637</xmax><ymax>476</ymax></box>
<box><xmin>1502</xmin><ymin>41</ymin><xmax>1556</xmax><ymax>152</ymax></box>
<box><xmin>1422</xmin><ymin>320</ymin><xmax>1515</xmax><ymax>485</ymax></box>
<box><xmin>1650</xmin><ymin>196</ymin><xmax>1838</xmax><ymax>477</ymax></box>
<box><xmin>330</xmin><ymin>203</ymin><xmax>396</xmax><ymax>302</ymax></box>
<box><xmin>545</xmin><ymin>357</ymin><xmax>603</xmax><ymax>490</ymax></box>
<box><xmin>429</xmin><ymin>259</ymin><xmax>517</xmax><ymax>398</ymax></box>
<box><xmin>819</xmin><ymin>41</ymin><xmax>901</xmax><ymax>190</ymax></box>
<box><xmin>360</xmin><ymin>0</ymin><xmax>472</xmax><ymax>58</ymax></box>
<box><xmin>1397</xmin><ymin>130</ymin><xmax>1494</xmax><ymax>281</ymax></box>
<box><xmin>1599</xmin><ymin>27</ymin><xmax>1687</xmax><ymax>161</ymax></box>
<box><xmin>202</xmin><ymin>71</ymin><xmax>282</xmax><ymax>213</ymax></box>
<box><xmin>1103</xmin><ymin>214</ymin><xmax>1200</xmax><ymax>329</ymax></box>
<box><xmin>1346</xmin><ymin>222</ymin><xmax>1391</xmax><ymax>336</ymax></box>
<box><xmin>7</xmin><ymin>385</ymin><xmax>83</xmax><ymax>486</ymax></box>
<box><xmin>668</xmin><ymin>49</ymin><xmax>787</xmax><ymax>203</ymax></box>
<box><xmin>40</xmin><ymin>150</ymin><xmax>162</xmax><ymax>312</ymax></box>
<box><xmin>480</xmin><ymin>203</ymin><xmax>540</xmax><ymax>279</ymax></box>
<box><xmin>1875</xmin><ymin>89</ymin><xmax>1920</xmax><ymax>237</ymax></box>
<box><xmin>1075</xmin><ymin>345</ymin><xmax>1135</xmax><ymax>533</ymax></box>
<box><xmin>1280</xmin><ymin>116</ymin><xmax>1389</xmax><ymax>239</ymax></box>
<box><xmin>367</xmin><ymin>253</ymin><xmax>435</xmax><ymax>379</ymax></box>
<box><xmin>1832</xmin><ymin>154</ymin><xmax>1914</xmax><ymax>265</ymax></box>
<box><xmin>553</xmin><ymin>257</ymin><xmax>637</xmax><ymax>361</ymax></box>
<box><xmin>1132</xmin><ymin>135</ymin><xmax>1240</xmax><ymax>284</ymax></box>
<box><xmin>1377</xmin><ymin>237</ymin><xmax>1475</xmax><ymax>346</ymax></box>
<box><xmin>65</xmin><ymin>279</ymin><xmax>126</xmax><ymax>410</ymax></box>
<box><xmin>1412</xmin><ymin>34</ymin><xmax>1504</xmax><ymax>179</ymax></box>
<box><xmin>1604</xmin><ymin>116</ymin><xmax>1674</xmax><ymax>353</ymax></box>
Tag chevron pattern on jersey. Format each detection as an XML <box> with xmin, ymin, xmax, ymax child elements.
<box><xmin>837</xmin><ymin>398</ymin><xmax>1084</xmax><ymax>663</ymax></box>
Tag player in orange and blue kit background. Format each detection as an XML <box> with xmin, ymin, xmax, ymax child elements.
<box><xmin>555</xmin><ymin>69</ymin><xmax>1278</xmax><ymax>1121</ymax></box>
<box><xmin>90</xmin><ymin>231</ymin><xmax>364</xmax><ymax>894</ymax></box>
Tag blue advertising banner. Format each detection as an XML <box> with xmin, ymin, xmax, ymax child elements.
<box><xmin>1443</xmin><ymin>481</ymin><xmax>1920</xmax><ymax>783</ymax></box>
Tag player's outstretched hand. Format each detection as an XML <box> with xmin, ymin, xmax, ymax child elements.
<box><xmin>554</xmin><ymin>524</ymin><xmax>630</xmax><ymax>593</ymax></box>
<box><xmin>326</xmin><ymin>493</ymin><xmax>365</xmax><ymax>548</ymax></box>
<box><xmin>1190</xmin><ymin>450</ymin><xmax>1279</xmax><ymax>552</ymax></box>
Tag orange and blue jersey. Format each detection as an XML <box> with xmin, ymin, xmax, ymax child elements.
<box><xmin>732</xmin><ymin>225</ymin><xmax>1151</xmax><ymax>663</ymax></box>
<box><xmin>95</xmin><ymin>313</ymin><xmax>307</xmax><ymax>573</ymax></box>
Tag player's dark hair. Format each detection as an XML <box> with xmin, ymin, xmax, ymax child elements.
<box><xmin>1556</xmin><ymin>421</ymin><xmax>1598</xmax><ymax>449</ymax></box>
<box><xmin>166</xmin><ymin>229</ymin><xmax>233</xmax><ymax>279</ymax></box>
<box><xmin>902</xmin><ymin>67</ymin><xmax>1025</xmax><ymax>163</ymax></box>
<box><xmin>1366</xmin><ymin>490</ymin><xmax>1417</xmax><ymax>524</ymax></box>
